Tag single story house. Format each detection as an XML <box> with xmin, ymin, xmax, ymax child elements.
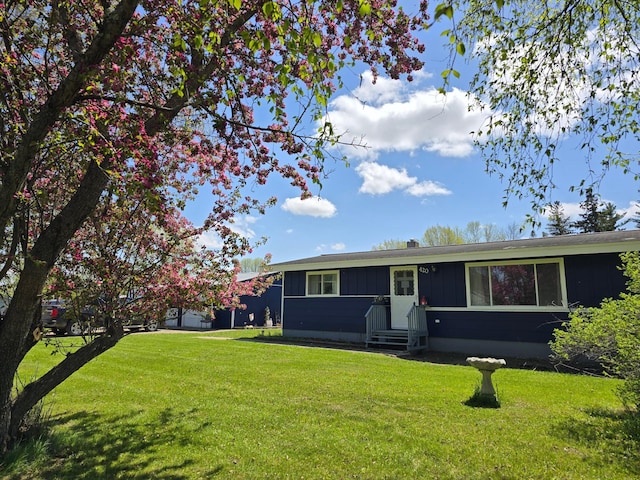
<box><xmin>164</xmin><ymin>272</ymin><xmax>282</xmax><ymax>329</ymax></box>
<box><xmin>273</xmin><ymin>230</ymin><xmax>640</xmax><ymax>358</ymax></box>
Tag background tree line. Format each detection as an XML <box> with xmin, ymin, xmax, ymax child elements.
<box><xmin>374</xmin><ymin>188</ymin><xmax>634</xmax><ymax>250</ymax></box>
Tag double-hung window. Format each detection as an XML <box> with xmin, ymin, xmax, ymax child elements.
<box><xmin>306</xmin><ymin>271</ymin><xmax>339</xmax><ymax>296</ymax></box>
<box><xmin>466</xmin><ymin>259</ymin><xmax>566</xmax><ymax>308</ymax></box>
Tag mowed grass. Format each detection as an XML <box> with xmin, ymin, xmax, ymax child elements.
<box><xmin>4</xmin><ymin>329</ymin><xmax>640</xmax><ymax>479</ymax></box>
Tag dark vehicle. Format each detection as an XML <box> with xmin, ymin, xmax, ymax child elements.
<box><xmin>123</xmin><ymin>316</ymin><xmax>159</xmax><ymax>332</ymax></box>
<box><xmin>41</xmin><ymin>300</ymin><xmax>93</xmax><ymax>336</ymax></box>
<box><xmin>41</xmin><ymin>299</ymin><xmax>159</xmax><ymax>335</ymax></box>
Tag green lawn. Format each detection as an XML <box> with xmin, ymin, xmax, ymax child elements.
<box><xmin>3</xmin><ymin>329</ymin><xmax>639</xmax><ymax>479</ymax></box>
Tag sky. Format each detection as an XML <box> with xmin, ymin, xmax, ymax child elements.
<box><xmin>188</xmin><ymin>8</ymin><xmax>640</xmax><ymax>265</ymax></box>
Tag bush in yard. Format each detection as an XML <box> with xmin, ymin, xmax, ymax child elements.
<box><xmin>551</xmin><ymin>252</ymin><xmax>640</xmax><ymax>411</ymax></box>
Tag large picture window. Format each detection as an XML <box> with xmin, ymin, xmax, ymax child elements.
<box><xmin>306</xmin><ymin>271</ymin><xmax>339</xmax><ymax>296</ymax></box>
<box><xmin>466</xmin><ymin>259</ymin><xmax>565</xmax><ymax>308</ymax></box>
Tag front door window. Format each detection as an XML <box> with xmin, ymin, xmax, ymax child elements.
<box><xmin>394</xmin><ymin>269</ymin><xmax>415</xmax><ymax>296</ymax></box>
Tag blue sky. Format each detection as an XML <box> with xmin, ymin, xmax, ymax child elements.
<box><xmin>188</xmin><ymin>8</ymin><xmax>640</xmax><ymax>264</ymax></box>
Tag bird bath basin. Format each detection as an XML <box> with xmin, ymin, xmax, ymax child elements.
<box><xmin>466</xmin><ymin>357</ymin><xmax>506</xmax><ymax>397</ymax></box>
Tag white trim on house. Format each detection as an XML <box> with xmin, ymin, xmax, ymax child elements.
<box><xmin>305</xmin><ymin>270</ymin><xmax>340</xmax><ymax>296</ymax></box>
<box><xmin>273</xmin><ymin>231</ymin><xmax>640</xmax><ymax>272</ymax></box>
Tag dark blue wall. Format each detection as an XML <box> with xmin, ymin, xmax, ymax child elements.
<box><xmin>564</xmin><ymin>253</ymin><xmax>625</xmax><ymax>306</ymax></box>
<box><xmin>418</xmin><ymin>262</ymin><xmax>466</xmax><ymax>307</ymax></box>
<box><xmin>284</xmin><ymin>271</ymin><xmax>306</xmax><ymax>297</ymax></box>
<box><xmin>282</xmin><ymin>297</ymin><xmax>373</xmax><ymax>334</ymax></box>
<box><xmin>284</xmin><ymin>268</ymin><xmax>389</xmax><ymax>297</ymax></box>
<box><xmin>341</xmin><ymin>267</ymin><xmax>389</xmax><ymax>296</ymax></box>
<box><xmin>425</xmin><ymin>310</ymin><xmax>562</xmax><ymax>343</ymax></box>
<box><xmin>214</xmin><ymin>277</ymin><xmax>282</xmax><ymax>329</ymax></box>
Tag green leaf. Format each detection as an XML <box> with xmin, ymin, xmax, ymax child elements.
<box><xmin>456</xmin><ymin>42</ymin><xmax>466</xmax><ymax>56</ymax></box>
<box><xmin>313</xmin><ymin>32</ymin><xmax>322</xmax><ymax>48</ymax></box>
<box><xmin>358</xmin><ymin>1</ymin><xmax>371</xmax><ymax>16</ymax></box>
<box><xmin>262</xmin><ymin>2</ymin><xmax>274</xmax><ymax>17</ymax></box>
<box><xmin>434</xmin><ymin>3</ymin><xmax>454</xmax><ymax>21</ymax></box>
<box><xmin>194</xmin><ymin>34</ymin><xmax>203</xmax><ymax>50</ymax></box>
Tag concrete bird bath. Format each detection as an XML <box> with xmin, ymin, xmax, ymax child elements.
<box><xmin>466</xmin><ymin>357</ymin><xmax>506</xmax><ymax>397</ymax></box>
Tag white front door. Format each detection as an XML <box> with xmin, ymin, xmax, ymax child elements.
<box><xmin>390</xmin><ymin>266</ymin><xmax>418</xmax><ymax>329</ymax></box>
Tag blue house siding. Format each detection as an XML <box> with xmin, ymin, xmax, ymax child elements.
<box><xmin>564</xmin><ymin>253</ymin><xmax>625</xmax><ymax>306</ymax></box>
<box><xmin>284</xmin><ymin>268</ymin><xmax>389</xmax><ymax>297</ymax></box>
<box><xmin>284</xmin><ymin>271</ymin><xmax>306</xmax><ymax>297</ymax></box>
<box><xmin>418</xmin><ymin>262</ymin><xmax>466</xmax><ymax>307</ymax></box>
<box><xmin>341</xmin><ymin>267</ymin><xmax>389</xmax><ymax>296</ymax></box>
<box><xmin>213</xmin><ymin>277</ymin><xmax>282</xmax><ymax>329</ymax></box>
<box><xmin>282</xmin><ymin>255</ymin><xmax>625</xmax><ymax>349</ymax></box>
<box><xmin>425</xmin><ymin>310</ymin><xmax>561</xmax><ymax>344</ymax></box>
<box><xmin>282</xmin><ymin>297</ymin><xmax>373</xmax><ymax>335</ymax></box>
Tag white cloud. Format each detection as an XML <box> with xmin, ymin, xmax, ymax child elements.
<box><xmin>196</xmin><ymin>216</ymin><xmax>258</xmax><ymax>250</ymax></box>
<box><xmin>356</xmin><ymin>161</ymin><xmax>451</xmax><ymax>197</ymax></box>
<box><xmin>619</xmin><ymin>201</ymin><xmax>639</xmax><ymax>222</ymax></box>
<box><xmin>356</xmin><ymin>162</ymin><xmax>415</xmax><ymax>194</ymax></box>
<box><xmin>229</xmin><ymin>215</ymin><xmax>258</xmax><ymax>238</ymax></box>
<box><xmin>314</xmin><ymin>242</ymin><xmax>345</xmax><ymax>253</ymax></box>
<box><xmin>281</xmin><ymin>196</ymin><xmax>337</xmax><ymax>218</ymax></box>
<box><xmin>477</xmin><ymin>29</ymin><xmax>640</xmax><ymax>139</ymax></box>
<box><xmin>406</xmin><ymin>180</ymin><xmax>452</xmax><ymax>197</ymax></box>
<box><xmin>541</xmin><ymin>202</ymin><xmax>583</xmax><ymax>219</ymax></box>
<box><xmin>325</xmin><ymin>72</ymin><xmax>488</xmax><ymax>159</ymax></box>
<box><xmin>197</xmin><ymin>231</ymin><xmax>223</xmax><ymax>250</ymax></box>
<box><xmin>351</xmin><ymin>71</ymin><xmax>406</xmax><ymax>104</ymax></box>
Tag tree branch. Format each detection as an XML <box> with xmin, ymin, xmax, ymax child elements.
<box><xmin>0</xmin><ymin>0</ymin><xmax>140</xmax><ymax>237</ymax></box>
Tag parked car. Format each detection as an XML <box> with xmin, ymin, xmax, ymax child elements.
<box><xmin>41</xmin><ymin>300</ymin><xmax>95</xmax><ymax>336</ymax></box>
<box><xmin>41</xmin><ymin>299</ymin><xmax>160</xmax><ymax>335</ymax></box>
<box><xmin>122</xmin><ymin>316</ymin><xmax>160</xmax><ymax>332</ymax></box>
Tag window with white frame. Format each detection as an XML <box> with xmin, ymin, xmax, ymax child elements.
<box><xmin>306</xmin><ymin>271</ymin><xmax>339</xmax><ymax>296</ymax></box>
<box><xmin>466</xmin><ymin>259</ymin><xmax>566</xmax><ymax>308</ymax></box>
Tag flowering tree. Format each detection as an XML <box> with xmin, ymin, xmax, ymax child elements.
<box><xmin>0</xmin><ymin>0</ymin><xmax>429</xmax><ymax>452</ymax></box>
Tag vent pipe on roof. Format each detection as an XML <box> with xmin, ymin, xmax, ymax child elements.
<box><xmin>407</xmin><ymin>239</ymin><xmax>419</xmax><ymax>248</ymax></box>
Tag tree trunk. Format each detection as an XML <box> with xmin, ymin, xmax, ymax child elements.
<box><xmin>0</xmin><ymin>159</ymin><xmax>112</xmax><ymax>453</ymax></box>
<box><xmin>0</xmin><ymin>257</ymin><xmax>51</xmax><ymax>453</ymax></box>
<box><xmin>9</xmin><ymin>323</ymin><xmax>125</xmax><ymax>442</ymax></box>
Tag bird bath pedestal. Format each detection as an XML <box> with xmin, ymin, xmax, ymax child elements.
<box><xmin>466</xmin><ymin>357</ymin><xmax>506</xmax><ymax>397</ymax></box>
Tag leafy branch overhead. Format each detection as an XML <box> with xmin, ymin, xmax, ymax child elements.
<box><xmin>443</xmin><ymin>0</ymin><xmax>640</xmax><ymax>213</ymax></box>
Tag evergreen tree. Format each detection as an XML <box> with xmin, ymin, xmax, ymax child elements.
<box><xmin>572</xmin><ymin>188</ymin><xmax>627</xmax><ymax>233</ymax></box>
<box><xmin>598</xmin><ymin>202</ymin><xmax>628</xmax><ymax>231</ymax></box>
<box><xmin>546</xmin><ymin>201</ymin><xmax>574</xmax><ymax>236</ymax></box>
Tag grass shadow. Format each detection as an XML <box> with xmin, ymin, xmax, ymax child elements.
<box><xmin>551</xmin><ymin>407</ymin><xmax>640</xmax><ymax>476</ymax></box>
<box><xmin>2</xmin><ymin>408</ymin><xmax>226</xmax><ymax>480</ymax></box>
